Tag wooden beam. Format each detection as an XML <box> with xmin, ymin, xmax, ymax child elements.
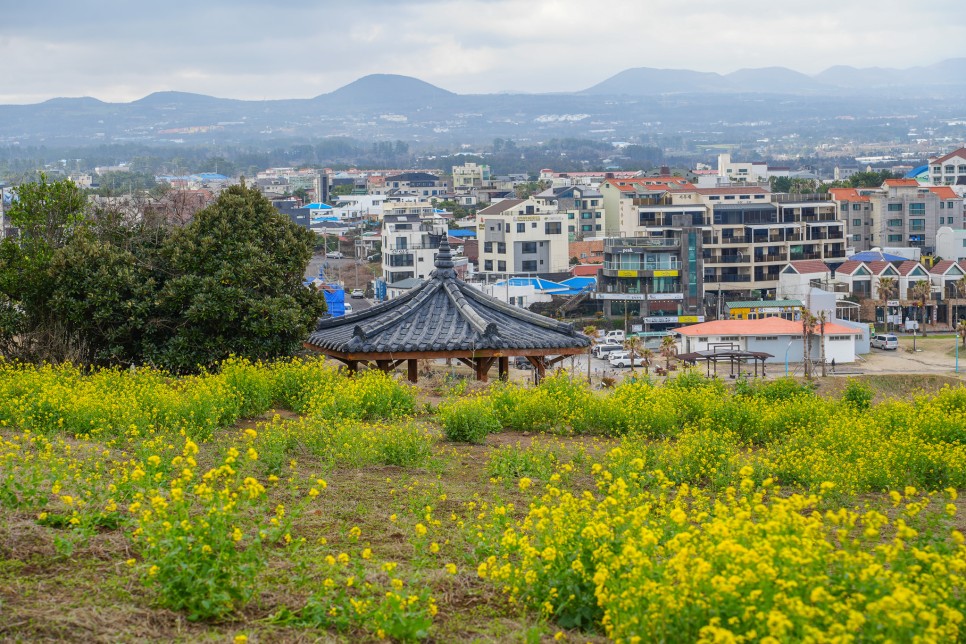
<box><xmin>302</xmin><ymin>343</ymin><xmax>588</xmax><ymax>362</ymax></box>
<box><xmin>546</xmin><ymin>355</ymin><xmax>569</xmax><ymax>367</ymax></box>
<box><xmin>456</xmin><ymin>357</ymin><xmax>476</xmax><ymax>370</ymax></box>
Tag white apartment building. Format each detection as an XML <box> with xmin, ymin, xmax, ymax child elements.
<box><xmin>381</xmin><ymin>210</ymin><xmax>449</xmax><ymax>285</ymax></box>
<box><xmin>929</xmin><ymin>147</ymin><xmax>966</xmax><ymax>188</ymax></box>
<box><xmin>452</xmin><ymin>162</ymin><xmax>491</xmax><ymax>190</ymax></box>
<box><xmin>477</xmin><ymin>198</ymin><xmax>569</xmax><ymax>275</ymax></box>
<box><xmin>717</xmin><ymin>153</ymin><xmax>769</xmax><ymax>184</ymax></box>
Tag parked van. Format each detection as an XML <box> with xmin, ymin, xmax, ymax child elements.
<box><xmin>602</xmin><ymin>330</ymin><xmax>625</xmax><ymax>343</ymax></box>
<box><xmin>592</xmin><ymin>341</ymin><xmax>625</xmax><ymax>358</ymax></box>
<box><xmin>871</xmin><ymin>333</ymin><xmax>899</xmax><ymax>350</ymax></box>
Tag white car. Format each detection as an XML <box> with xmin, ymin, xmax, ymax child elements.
<box><xmin>350</xmin><ymin>288</ymin><xmax>365</xmax><ymax>299</ymax></box>
<box><xmin>325</xmin><ymin>250</ymin><xmax>344</xmax><ymax>259</ymax></box>
<box><xmin>343</xmin><ymin>303</ymin><xmax>353</xmax><ymax>315</ymax></box>
<box><xmin>608</xmin><ymin>351</ymin><xmax>644</xmax><ymax>368</ymax></box>
<box><xmin>871</xmin><ymin>333</ymin><xmax>899</xmax><ymax>350</ymax></box>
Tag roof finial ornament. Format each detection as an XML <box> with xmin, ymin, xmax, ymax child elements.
<box><xmin>433</xmin><ymin>236</ymin><xmax>456</xmax><ymax>278</ymax></box>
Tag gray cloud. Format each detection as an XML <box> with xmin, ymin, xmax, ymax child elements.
<box><xmin>1</xmin><ymin>0</ymin><xmax>963</xmax><ymax>103</ymax></box>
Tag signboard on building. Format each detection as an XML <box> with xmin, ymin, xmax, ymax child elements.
<box><xmin>644</xmin><ymin>315</ymin><xmax>706</xmax><ymax>324</ymax></box>
<box><xmin>887</xmin><ymin>300</ymin><xmax>900</xmax><ymax>307</ymax></box>
<box><xmin>595</xmin><ymin>293</ymin><xmax>684</xmax><ymax>301</ymax></box>
<box><xmin>653</xmin><ymin>269</ymin><xmax>679</xmax><ymax>277</ymax></box>
<box><xmin>617</xmin><ymin>270</ymin><xmax>638</xmax><ymax>277</ymax></box>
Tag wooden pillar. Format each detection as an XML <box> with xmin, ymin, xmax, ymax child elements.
<box><xmin>498</xmin><ymin>356</ymin><xmax>509</xmax><ymax>381</ymax></box>
<box><xmin>376</xmin><ymin>360</ymin><xmax>392</xmax><ymax>373</ymax></box>
<box><xmin>347</xmin><ymin>360</ymin><xmax>358</xmax><ymax>376</ymax></box>
<box><xmin>407</xmin><ymin>359</ymin><xmax>418</xmax><ymax>383</ymax></box>
<box><xmin>535</xmin><ymin>357</ymin><xmax>546</xmax><ymax>383</ymax></box>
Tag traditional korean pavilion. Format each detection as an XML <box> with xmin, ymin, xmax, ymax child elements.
<box><xmin>304</xmin><ymin>239</ymin><xmax>591</xmax><ymax>382</ymax></box>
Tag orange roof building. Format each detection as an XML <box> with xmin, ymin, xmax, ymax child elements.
<box><xmin>674</xmin><ymin>317</ymin><xmax>861</xmax><ymax>365</ymax></box>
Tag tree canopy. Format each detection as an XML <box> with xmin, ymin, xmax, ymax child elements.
<box><xmin>0</xmin><ymin>178</ymin><xmax>326</xmax><ymax>371</ymax></box>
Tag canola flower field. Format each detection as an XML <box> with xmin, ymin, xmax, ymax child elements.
<box><xmin>0</xmin><ymin>358</ymin><xmax>964</xmax><ymax>642</ymax></box>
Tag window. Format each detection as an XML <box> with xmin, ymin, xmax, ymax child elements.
<box><xmin>581</xmin><ymin>212</ymin><xmax>593</xmax><ymax>219</ymax></box>
<box><xmin>709</xmin><ymin>196</ymin><xmax>720</xmax><ymax>201</ymax></box>
<box><xmin>484</xmin><ymin>260</ymin><xmax>493</xmax><ymax>271</ymax></box>
<box><xmin>887</xmin><ymin>203</ymin><xmax>902</xmax><ymax>212</ymax></box>
<box><xmin>887</xmin><ymin>219</ymin><xmax>902</xmax><ymax>227</ymax></box>
<box><xmin>567</xmin><ymin>212</ymin><xmax>574</xmax><ymax>219</ymax></box>
<box><xmin>959</xmin><ymin>165</ymin><xmax>966</xmax><ymax>173</ymax></box>
<box><xmin>946</xmin><ymin>165</ymin><xmax>955</xmax><ymax>173</ymax></box>
<box><xmin>581</xmin><ymin>224</ymin><xmax>593</xmax><ymax>232</ymax></box>
<box><xmin>909</xmin><ymin>219</ymin><xmax>926</xmax><ymax>232</ymax></box>
<box><xmin>852</xmin><ymin>203</ymin><xmax>861</xmax><ymax>211</ymax></box>
<box><xmin>497</xmin><ymin>261</ymin><xmax>506</xmax><ymax>272</ymax></box>
<box><xmin>521</xmin><ymin>242</ymin><xmax>537</xmax><ymax>254</ymax></box>
<box><xmin>545</xmin><ymin>222</ymin><xmax>562</xmax><ymax>234</ymax></box>
<box><xmin>852</xmin><ymin>218</ymin><xmax>861</xmax><ymax>227</ymax></box>
<box><xmin>483</xmin><ymin>241</ymin><xmax>493</xmax><ymax>253</ymax></box>
<box><xmin>754</xmin><ymin>336</ymin><xmax>779</xmax><ymax>341</ymax></box>
<box><xmin>521</xmin><ymin>260</ymin><xmax>537</xmax><ymax>271</ymax></box>
<box><xmin>517</xmin><ymin>222</ymin><xmax>525</xmax><ymax>233</ymax></box>
<box><xmin>496</xmin><ymin>242</ymin><xmax>506</xmax><ymax>254</ymax></box>
<box><xmin>941</xmin><ymin>202</ymin><xmax>946</xmax><ymax>209</ymax></box>
<box><xmin>909</xmin><ymin>203</ymin><xmax>925</xmax><ymax>215</ymax></box>
<box><xmin>532</xmin><ymin>222</ymin><xmax>537</xmax><ymax>228</ymax></box>
<box><xmin>724</xmin><ymin>195</ymin><xmax>736</xmax><ymax>200</ymax></box>
<box><xmin>852</xmin><ymin>234</ymin><xmax>861</xmax><ymax>241</ymax></box>
<box><xmin>504</xmin><ymin>223</ymin><xmax>510</xmax><ymax>232</ymax></box>
<box><xmin>720</xmin><ymin>336</ymin><xmax>739</xmax><ymax>341</ymax></box>
<box><xmin>887</xmin><ymin>234</ymin><xmax>903</xmax><ymax>242</ymax></box>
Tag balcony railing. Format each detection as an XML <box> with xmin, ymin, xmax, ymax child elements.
<box><xmin>704</xmin><ymin>274</ymin><xmax>752</xmax><ymax>283</ymax></box>
<box><xmin>603</xmin><ymin>238</ymin><xmax>680</xmax><ymax>251</ymax></box>
<box><xmin>704</xmin><ymin>255</ymin><xmax>748</xmax><ymax>264</ymax></box>
<box><xmin>603</xmin><ymin>260</ymin><xmax>683</xmax><ymax>271</ymax></box>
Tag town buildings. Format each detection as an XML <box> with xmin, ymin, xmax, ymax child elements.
<box><xmin>476</xmin><ymin>198</ymin><xmax>569</xmax><ymax>275</ymax></box>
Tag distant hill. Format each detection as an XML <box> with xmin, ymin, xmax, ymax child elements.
<box><xmin>0</xmin><ymin>60</ymin><xmax>963</xmax><ymax>147</ymax></box>
<box><xmin>318</xmin><ymin>74</ymin><xmax>455</xmax><ymax>106</ymax></box>
<box><xmin>585</xmin><ymin>59</ymin><xmax>966</xmax><ymax>96</ymax></box>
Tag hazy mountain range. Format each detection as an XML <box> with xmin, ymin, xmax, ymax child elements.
<box><xmin>1</xmin><ymin>59</ymin><xmax>964</xmax><ymax>147</ymax></box>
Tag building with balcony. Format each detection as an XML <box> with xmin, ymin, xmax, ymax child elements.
<box><xmin>830</xmin><ymin>182</ymin><xmax>963</xmax><ymax>254</ymax></box>
<box><xmin>380</xmin><ymin>211</ymin><xmax>449</xmax><ymax>285</ymax></box>
<box><xmin>929</xmin><ymin>147</ymin><xmax>966</xmax><ymax>188</ymax></box>
<box><xmin>371</xmin><ymin>172</ymin><xmax>449</xmax><ymax>198</ymax></box>
<box><xmin>452</xmin><ymin>162</ymin><xmax>491</xmax><ymax>191</ymax></box>
<box><xmin>595</xmin><ymin>229</ymin><xmax>704</xmax><ymax>328</ymax></box>
<box><xmin>534</xmin><ymin>185</ymin><xmax>605</xmax><ymax>239</ymax></box>
<box><xmin>477</xmin><ymin>198</ymin><xmax>568</xmax><ymax>276</ymax></box>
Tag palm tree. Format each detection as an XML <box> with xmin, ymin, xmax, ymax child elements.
<box><xmin>877</xmin><ymin>276</ymin><xmax>897</xmax><ymax>332</ymax></box>
<box><xmin>640</xmin><ymin>348</ymin><xmax>654</xmax><ymax>377</ymax></box>
<box><xmin>910</xmin><ymin>280</ymin><xmax>932</xmax><ymax>337</ymax></box>
<box><xmin>954</xmin><ymin>275</ymin><xmax>966</xmax><ymax>327</ymax></box>
<box><xmin>802</xmin><ymin>313</ymin><xmax>817</xmax><ymax>379</ymax></box>
<box><xmin>583</xmin><ymin>325</ymin><xmax>597</xmax><ymax>384</ymax></box>
<box><xmin>623</xmin><ymin>336</ymin><xmax>642</xmax><ymax>375</ymax></box>
<box><xmin>958</xmin><ymin>320</ymin><xmax>966</xmax><ymax>348</ymax></box>
<box><xmin>660</xmin><ymin>335</ymin><xmax>677</xmax><ymax>372</ymax></box>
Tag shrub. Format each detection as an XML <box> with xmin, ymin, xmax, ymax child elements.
<box><xmin>438</xmin><ymin>396</ymin><xmax>501</xmax><ymax>444</ymax></box>
<box><xmin>842</xmin><ymin>378</ymin><xmax>874</xmax><ymax>410</ymax></box>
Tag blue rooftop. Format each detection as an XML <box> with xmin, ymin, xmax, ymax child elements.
<box><xmin>447</xmin><ymin>229</ymin><xmax>477</xmax><ymax>238</ymax></box>
<box><xmin>305</xmin><ymin>202</ymin><xmax>333</xmax><ymax>210</ymax></box>
<box><xmin>495</xmin><ymin>277</ymin><xmax>569</xmax><ymax>292</ymax></box>
<box><xmin>849</xmin><ymin>250</ymin><xmax>909</xmax><ymax>263</ymax></box>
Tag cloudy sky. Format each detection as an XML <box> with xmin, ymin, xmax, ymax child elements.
<box><xmin>2</xmin><ymin>0</ymin><xmax>963</xmax><ymax>104</ymax></box>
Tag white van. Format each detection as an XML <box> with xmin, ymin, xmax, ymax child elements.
<box><xmin>602</xmin><ymin>330</ymin><xmax>625</xmax><ymax>343</ymax></box>
<box><xmin>871</xmin><ymin>333</ymin><xmax>899</xmax><ymax>350</ymax></box>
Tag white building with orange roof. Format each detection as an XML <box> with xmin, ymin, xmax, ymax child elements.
<box><xmin>674</xmin><ymin>317</ymin><xmax>862</xmax><ymax>365</ymax></box>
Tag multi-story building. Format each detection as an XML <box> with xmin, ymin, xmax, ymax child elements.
<box><xmin>381</xmin><ymin>209</ymin><xmax>449</xmax><ymax>285</ymax></box>
<box><xmin>452</xmin><ymin>162</ymin><xmax>491</xmax><ymax>190</ymax></box>
<box><xmin>371</xmin><ymin>172</ymin><xmax>449</xmax><ymax>198</ymax></box>
<box><xmin>534</xmin><ymin>185</ymin><xmax>605</xmax><ymax>239</ymax></box>
<box><xmin>830</xmin><ymin>181</ymin><xmax>964</xmax><ymax>254</ymax></box>
<box><xmin>599</xmin><ymin>182</ymin><xmax>845</xmax><ymax>304</ymax></box>
<box><xmin>928</xmin><ymin>147</ymin><xmax>966</xmax><ymax>188</ymax></box>
<box><xmin>477</xmin><ymin>198</ymin><xmax>568</xmax><ymax>275</ymax></box>
<box><xmin>599</xmin><ymin>176</ymin><xmax>697</xmax><ymax>236</ymax></box>
<box><xmin>594</xmin><ymin>220</ymin><xmax>705</xmax><ymax>328</ymax></box>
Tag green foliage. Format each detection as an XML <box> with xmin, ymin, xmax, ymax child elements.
<box><xmin>438</xmin><ymin>395</ymin><xmax>501</xmax><ymax>444</ymax></box>
<box><xmin>842</xmin><ymin>378</ymin><xmax>874</xmax><ymax>410</ymax></box>
<box><xmin>147</xmin><ymin>184</ymin><xmax>326</xmax><ymax>372</ymax></box>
